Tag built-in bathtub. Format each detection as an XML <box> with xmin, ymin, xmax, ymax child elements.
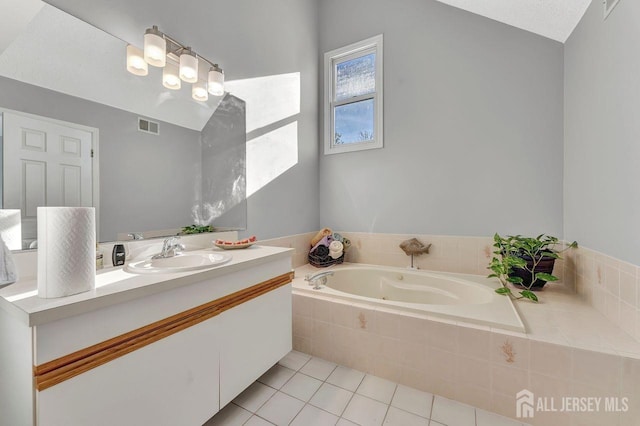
<box><xmin>293</xmin><ymin>263</ymin><xmax>525</xmax><ymax>332</ymax></box>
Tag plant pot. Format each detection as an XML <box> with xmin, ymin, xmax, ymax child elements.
<box><xmin>510</xmin><ymin>255</ymin><xmax>556</xmax><ymax>290</ymax></box>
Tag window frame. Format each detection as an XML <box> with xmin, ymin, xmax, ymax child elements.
<box><xmin>324</xmin><ymin>34</ymin><xmax>383</xmax><ymax>155</ymax></box>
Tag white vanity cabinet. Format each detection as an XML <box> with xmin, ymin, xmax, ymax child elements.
<box><xmin>0</xmin><ymin>246</ymin><xmax>293</xmax><ymax>426</ymax></box>
<box><xmin>37</xmin><ymin>318</ymin><xmax>221</xmax><ymax>426</ymax></box>
<box><xmin>218</xmin><ymin>284</ymin><xmax>292</xmax><ymax>407</ymax></box>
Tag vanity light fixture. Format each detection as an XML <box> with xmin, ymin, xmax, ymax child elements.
<box><xmin>126</xmin><ymin>25</ymin><xmax>225</xmax><ymax>101</ymax></box>
<box><xmin>126</xmin><ymin>45</ymin><xmax>148</xmax><ymax>76</ymax></box>
<box><xmin>162</xmin><ymin>61</ymin><xmax>181</xmax><ymax>90</ymax></box>
<box><xmin>179</xmin><ymin>48</ymin><xmax>198</xmax><ymax>83</ymax></box>
<box><xmin>143</xmin><ymin>26</ymin><xmax>166</xmax><ymax>67</ymax></box>
<box><xmin>208</xmin><ymin>64</ymin><xmax>224</xmax><ymax>96</ymax></box>
<box><xmin>192</xmin><ymin>80</ymin><xmax>208</xmax><ymax>102</ymax></box>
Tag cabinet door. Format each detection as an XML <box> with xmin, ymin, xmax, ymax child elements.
<box><xmin>37</xmin><ymin>318</ymin><xmax>219</xmax><ymax>426</ymax></box>
<box><xmin>219</xmin><ymin>284</ymin><xmax>292</xmax><ymax>407</ymax></box>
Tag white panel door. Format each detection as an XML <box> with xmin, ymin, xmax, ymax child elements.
<box><xmin>2</xmin><ymin>112</ymin><xmax>94</xmax><ymax>246</ymax></box>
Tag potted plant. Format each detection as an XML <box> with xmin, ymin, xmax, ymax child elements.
<box><xmin>487</xmin><ymin>233</ymin><xmax>577</xmax><ymax>302</ymax></box>
<box><xmin>180</xmin><ymin>225</ymin><xmax>215</xmax><ymax>235</ymax></box>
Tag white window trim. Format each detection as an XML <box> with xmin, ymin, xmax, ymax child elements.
<box><xmin>324</xmin><ymin>34</ymin><xmax>383</xmax><ymax>155</ymax></box>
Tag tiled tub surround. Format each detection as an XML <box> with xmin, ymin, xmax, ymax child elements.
<box><xmin>76</xmin><ymin>230</ymin><xmax>637</xmax><ymax>424</ymax></box>
<box><xmin>566</xmin><ymin>246</ymin><xmax>640</xmax><ymax>344</ymax></box>
<box><xmin>337</xmin><ymin>232</ymin><xmax>640</xmax><ymax>344</ymax></box>
<box><xmin>292</xmin><ymin>264</ymin><xmax>640</xmax><ymax>426</ymax></box>
<box><xmin>337</xmin><ymin>232</ymin><xmax>567</xmax><ymax>285</ymax></box>
<box><xmin>261</xmin><ymin>231</ymin><xmax>640</xmax><ymax>341</ymax></box>
<box><xmin>259</xmin><ymin>232</ymin><xmax>318</xmax><ymax>268</ymax></box>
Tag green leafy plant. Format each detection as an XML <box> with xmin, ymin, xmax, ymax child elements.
<box><xmin>180</xmin><ymin>225</ymin><xmax>214</xmax><ymax>234</ymax></box>
<box><xmin>488</xmin><ymin>234</ymin><xmax>578</xmax><ymax>302</ymax></box>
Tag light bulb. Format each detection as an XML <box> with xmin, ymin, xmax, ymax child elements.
<box><xmin>144</xmin><ymin>26</ymin><xmax>166</xmax><ymax>67</ymax></box>
<box><xmin>162</xmin><ymin>61</ymin><xmax>181</xmax><ymax>90</ymax></box>
<box><xmin>126</xmin><ymin>45</ymin><xmax>148</xmax><ymax>76</ymax></box>
<box><xmin>179</xmin><ymin>49</ymin><xmax>198</xmax><ymax>83</ymax></box>
<box><xmin>207</xmin><ymin>65</ymin><xmax>225</xmax><ymax>96</ymax></box>
<box><xmin>192</xmin><ymin>80</ymin><xmax>208</xmax><ymax>101</ymax></box>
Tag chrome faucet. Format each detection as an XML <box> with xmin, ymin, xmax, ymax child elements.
<box><xmin>305</xmin><ymin>271</ymin><xmax>334</xmax><ymax>290</ymax></box>
<box><xmin>127</xmin><ymin>232</ymin><xmax>144</xmax><ymax>240</ymax></box>
<box><xmin>152</xmin><ymin>236</ymin><xmax>185</xmax><ymax>259</ymax></box>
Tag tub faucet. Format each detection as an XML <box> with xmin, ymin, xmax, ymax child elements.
<box><xmin>305</xmin><ymin>271</ymin><xmax>334</xmax><ymax>290</ymax></box>
<box><xmin>152</xmin><ymin>236</ymin><xmax>185</xmax><ymax>259</ymax></box>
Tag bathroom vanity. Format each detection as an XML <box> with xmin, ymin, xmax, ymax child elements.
<box><xmin>0</xmin><ymin>245</ymin><xmax>293</xmax><ymax>426</ymax></box>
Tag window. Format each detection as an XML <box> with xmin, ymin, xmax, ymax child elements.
<box><xmin>324</xmin><ymin>34</ymin><xmax>383</xmax><ymax>154</ymax></box>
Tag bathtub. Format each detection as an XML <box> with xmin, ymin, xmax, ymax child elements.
<box><xmin>293</xmin><ymin>263</ymin><xmax>525</xmax><ymax>332</ymax></box>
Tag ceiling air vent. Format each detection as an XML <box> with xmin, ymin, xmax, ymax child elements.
<box><xmin>138</xmin><ymin>117</ymin><xmax>159</xmax><ymax>135</ymax></box>
<box><xmin>604</xmin><ymin>0</ymin><xmax>620</xmax><ymax>19</ymax></box>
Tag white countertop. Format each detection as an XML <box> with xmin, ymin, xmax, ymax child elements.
<box><xmin>0</xmin><ymin>245</ymin><xmax>293</xmax><ymax>326</ymax></box>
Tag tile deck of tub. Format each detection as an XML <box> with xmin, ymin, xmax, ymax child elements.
<box><xmin>513</xmin><ymin>282</ymin><xmax>640</xmax><ymax>358</ymax></box>
<box><xmin>204</xmin><ymin>351</ymin><xmax>528</xmax><ymax>426</ymax></box>
<box><xmin>294</xmin><ymin>263</ymin><xmax>640</xmax><ymax>359</ymax></box>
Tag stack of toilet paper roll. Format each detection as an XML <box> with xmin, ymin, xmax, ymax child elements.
<box><xmin>37</xmin><ymin>207</ymin><xmax>96</xmax><ymax>298</ymax></box>
<box><xmin>329</xmin><ymin>241</ymin><xmax>344</xmax><ymax>259</ymax></box>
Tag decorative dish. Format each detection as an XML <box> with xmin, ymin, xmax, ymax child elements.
<box><xmin>214</xmin><ymin>236</ymin><xmax>257</xmax><ymax>250</ymax></box>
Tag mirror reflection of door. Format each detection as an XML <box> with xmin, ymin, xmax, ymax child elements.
<box><xmin>1</xmin><ymin>111</ymin><xmax>97</xmax><ymax>249</ymax></box>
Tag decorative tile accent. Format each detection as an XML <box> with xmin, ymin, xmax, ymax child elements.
<box><xmin>500</xmin><ymin>339</ymin><xmax>517</xmax><ymax>363</ymax></box>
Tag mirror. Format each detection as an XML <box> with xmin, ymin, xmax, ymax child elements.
<box><xmin>0</xmin><ymin>1</ymin><xmax>247</xmax><ymax>249</ymax></box>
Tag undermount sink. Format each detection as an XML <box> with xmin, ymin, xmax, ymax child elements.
<box><xmin>125</xmin><ymin>252</ymin><xmax>233</xmax><ymax>274</ymax></box>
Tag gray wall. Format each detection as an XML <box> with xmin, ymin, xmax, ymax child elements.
<box><xmin>564</xmin><ymin>0</ymin><xmax>640</xmax><ymax>264</ymax></box>
<box><xmin>0</xmin><ymin>76</ymin><xmax>201</xmax><ymax>242</ymax></box>
<box><xmin>318</xmin><ymin>0</ymin><xmax>565</xmax><ymax>237</ymax></box>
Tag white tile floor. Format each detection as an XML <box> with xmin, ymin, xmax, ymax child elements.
<box><xmin>204</xmin><ymin>351</ymin><xmax>529</xmax><ymax>426</ymax></box>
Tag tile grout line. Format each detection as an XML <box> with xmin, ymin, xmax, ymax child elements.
<box><xmin>380</xmin><ymin>381</ymin><xmax>400</xmax><ymax>425</ymax></box>
<box><xmin>336</xmin><ymin>371</ymin><xmax>367</xmax><ymax>424</ymax></box>
<box><xmin>247</xmin><ymin>355</ymin><xmax>313</xmax><ymax>425</ymax></box>
<box><xmin>240</xmin><ymin>354</ymin><xmax>504</xmax><ymax>426</ymax></box>
<box><xmin>289</xmin><ymin>356</ymin><xmax>345</xmax><ymax>424</ymax></box>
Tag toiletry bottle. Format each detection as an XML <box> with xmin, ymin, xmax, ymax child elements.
<box><xmin>112</xmin><ymin>244</ymin><xmax>126</xmax><ymax>266</ymax></box>
<box><xmin>96</xmin><ymin>243</ymin><xmax>104</xmax><ymax>270</ymax></box>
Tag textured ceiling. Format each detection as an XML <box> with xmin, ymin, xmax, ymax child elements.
<box><xmin>436</xmin><ymin>0</ymin><xmax>592</xmax><ymax>42</ymax></box>
<box><xmin>0</xmin><ymin>0</ymin><xmax>43</xmax><ymax>53</ymax></box>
